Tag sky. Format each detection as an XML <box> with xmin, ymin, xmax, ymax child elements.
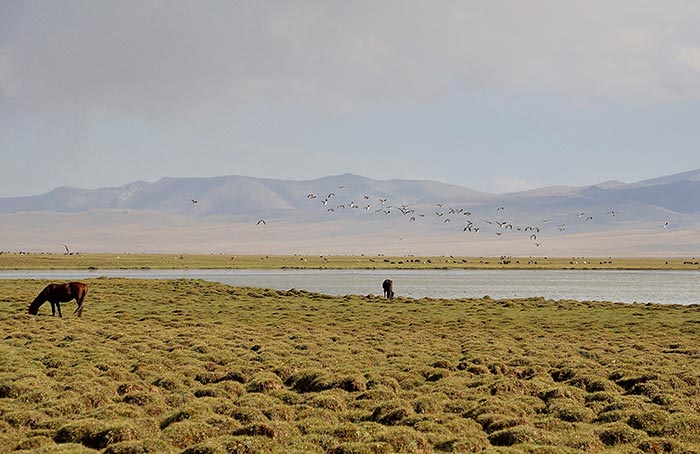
<box><xmin>2</xmin><ymin>1</ymin><xmax>700</xmax><ymax>197</ymax></box>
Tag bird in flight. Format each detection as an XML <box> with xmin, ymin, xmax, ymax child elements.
<box><xmin>190</xmin><ymin>199</ymin><xmax>198</xmax><ymax>205</ymax></box>
<box><xmin>307</xmin><ymin>193</ymin><xmax>316</xmax><ymax>199</ymax></box>
<box><xmin>61</xmin><ymin>244</ymin><xmax>70</xmax><ymax>254</ymax></box>
<box><xmin>256</xmin><ymin>219</ymin><xmax>266</xmax><ymax>226</ymax></box>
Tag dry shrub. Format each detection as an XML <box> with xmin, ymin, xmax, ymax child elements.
<box><xmin>433</xmin><ymin>432</ymin><xmax>490</xmax><ymax>453</ymax></box>
<box><xmin>538</xmin><ymin>386</ymin><xmax>585</xmax><ymax>404</ymax></box>
<box><xmin>285</xmin><ymin>369</ymin><xmax>334</xmax><ymax>393</ymax></box>
<box><xmin>550</xmin><ymin>367</ymin><xmax>577</xmax><ymax>382</ymax></box>
<box><xmin>161</xmin><ymin>409</ymin><xmax>194</xmax><ymax>430</ymax></box>
<box><xmin>152</xmin><ymin>375</ymin><xmax>182</xmax><ymax>391</ymax></box>
<box><xmin>637</xmin><ymin>437</ymin><xmax>690</xmax><ymax>454</ymax></box>
<box><xmin>598</xmin><ymin>422</ymin><xmax>646</xmax><ymax>446</ymax></box>
<box><xmin>375</xmin><ymin>426</ymin><xmax>432</xmax><ymax>453</ymax></box>
<box><xmin>13</xmin><ymin>434</ymin><xmax>52</xmax><ymax>450</ymax></box>
<box><xmin>308</xmin><ymin>391</ymin><xmax>348</xmax><ymax>412</ymax></box>
<box><xmin>474</xmin><ymin>413</ymin><xmax>524</xmax><ymax>434</ymax></box>
<box><xmin>54</xmin><ymin>418</ymin><xmax>140</xmax><ymax>449</ymax></box>
<box><xmin>103</xmin><ymin>438</ymin><xmax>176</xmax><ymax>454</ymax></box>
<box><xmin>235</xmin><ymin>393</ymin><xmax>294</xmax><ymax>421</ymax></box>
<box><xmin>546</xmin><ymin>399</ymin><xmax>595</xmax><ymax>423</ymax></box>
<box><xmin>488</xmin><ymin>424</ymin><xmax>539</xmax><ymax>446</ymax></box>
<box><xmin>365</xmin><ymin>375</ymin><xmax>400</xmax><ymax>392</ymax></box>
<box><xmin>246</xmin><ymin>372</ymin><xmax>284</xmax><ymax>393</ymax></box>
<box><xmin>334</xmin><ymin>374</ymin><xmax>367</xmax><ymax>392</ymax></box>
<box><xmin>88</xmin><ymin>422</ymin><xmax>141</xmax><ymax>449</ymax></box>
<box><xmin>664</xmin><ymin>413</ymin><xmax>700</xmax><ymax>442</ymax></box>
<box><xmin>54</xmin><ymin>418</ymin><xmax>102</xmax><ymax>445</ymax></box>
<box><xmin>369</xmin><ymin>401</ymin><xmax>413</xmax><ymax>426</ymax></box>
<box><xmin>330</xmin><ymin>441</ymin><xmax>393</xmax><ymax>454</ymax></box>
<box><xmin>161</xmin><ymin>419</ymin><xmax>216</xmax><ymax>449</ymax></box>
<box><xmin>0</xmin><ymin>382</ymin><xmax>21</xmax><ymax>398</ymax></box>
<box><xmin>233</xmin><ymin>421</ymin><xmax>298</xmax><ymax>440</ymax></box>
<box><xmin>356</xmin><ymin>385</ymin><xmax>396</xmax><ymax>402</ymax></box>
<box><xmin>332</xmin><ymin>423</ymin><xmax>373</xmax><ymax>443</ymax></box>
<box><xmin>567</xmin><ymin>374</ymin><xmax>617</xmax><ymax>393</ymax></box>
<box><xmin>4</xmin><ymin>408</ymin><xmax>44</xmax><ymax>429</ymax></box>
<box><xmin>412</xmin><ymin>393</ymin><xmax>448</xmax><ymax>414</ymax></box>
<box><xmin>628</xmin><ymin>410</ymin><xmax>671</xmax><ymax>436</ymax></box>
<box><xmin>28</xmin><ymin>443</ymin><xmax>98</xmax><ymax>454</ymax></box>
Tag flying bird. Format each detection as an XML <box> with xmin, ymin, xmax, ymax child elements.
<box><xmin>256</xmin><ymin>219</ymin><xmax>266</xmax><ymax>226</ymax></box>
<box><xmin>190</xmin><ymin>199</ymin><xmax>198</xmax><ymax>205</ymax></box>
<box><xmin>307</xmin><ymin>193</ymin><xmax>317</xmax><ymax>199</ymax></box>
<box><xmin>61</xmin><ymin>244</ymin><xmax>70</xmax><ymax>254</ymax></box>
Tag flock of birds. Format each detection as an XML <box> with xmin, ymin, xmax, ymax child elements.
<box><xmin>185</xmin><ymin>185</ymin><xmax>671</xmax><ymax>248</ymax></box>
<box><xmin>302</xmin><ymin>186</ymin><xmax>672</xmax><ymax>247</ymax></box>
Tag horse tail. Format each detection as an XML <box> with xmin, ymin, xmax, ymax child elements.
<box><xmin>73</xmin><ymin>283</ymin><xmax>88</xmax><ymax>316</ymax></box>
<box><xmin>28</xmin><ymin>287</ymin><xmax>48</xmax><ymax>315</ymax></box>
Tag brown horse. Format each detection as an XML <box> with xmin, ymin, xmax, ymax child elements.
<box><xmin>28</xmin><ymin>282</ymin><xmax>88</xmax><ymax>317</ymax></box>
<box><xmin>382</xmin><ymin>279</ymin><xmax>394</xmax><ymax>299</ymax></box>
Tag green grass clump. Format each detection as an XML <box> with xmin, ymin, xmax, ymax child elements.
<box><xmin>2</xmin><ymin>278</ymin><xmax>700</xmax><ymax>452</ymax></box>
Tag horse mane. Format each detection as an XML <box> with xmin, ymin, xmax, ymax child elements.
<box><xmin>28</xmin><ymin>286</ymin><xmax>48</xmax><ymax>315</ymax></box>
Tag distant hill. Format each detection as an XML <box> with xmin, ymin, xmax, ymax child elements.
<box><xmin>0</xmin><ymin>173</ymin><xmax>492</xmax><ymax>216</ymax></box>
<box><xmin>1</xmin><ymin>171</ymin><xmax>699</xmax><ymax>255</ymax></box>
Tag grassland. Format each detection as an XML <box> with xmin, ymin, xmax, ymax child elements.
<box><xmin>1</xmin><ymin>252</ymin><xmax>699</xmax><ymax>270</ymax></box>
<box><xmin>2</xmin><ymin>278</ymin><xmax>700</xmax><ymax>453</ymax></box>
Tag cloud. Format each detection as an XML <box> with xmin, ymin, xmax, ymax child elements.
<box><xmin>2</xmin><ymin>0</ymin><xmax>700</xmax><ymax>122</ymax></box>
<box><xmin>676</xmin><ymin>46</ymin><xmax>700</xmax><ymax>73</ymax></box>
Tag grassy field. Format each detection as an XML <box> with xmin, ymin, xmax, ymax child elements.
<box><xmin>1</xmin><ymin>252</ymin><xmax>700</xmax><ymax>270</ymax></box>
<box><xmin>2</xmin><ymin>278</ymin><xmax>700</xmax><ymax>453</ymax></box>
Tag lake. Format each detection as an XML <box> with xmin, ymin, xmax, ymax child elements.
<box><xmin>1</xmin><ymin>269</ymin><xmax>698</xmax><ymax>305</ymax></box>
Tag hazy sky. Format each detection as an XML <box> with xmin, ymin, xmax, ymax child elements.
<box><xmin>2</xmin><ymin>1</ymin><xmax>700</xmax><ymax>197</ymax></box>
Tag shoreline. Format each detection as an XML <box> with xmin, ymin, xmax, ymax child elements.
<box><xmin>1</xmin><ymin>252</ymin><xmax>699</xmax><ymax>271</ymax></box>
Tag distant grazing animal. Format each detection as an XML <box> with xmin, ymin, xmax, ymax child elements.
<box><xmin>382</xmin><ymin>279</ymin><xmax>394</xmax><ymax>299</ymax></box>
<box><xmin>28</xmin><ymin>282</ymin><xmax>88</xmax><ymax>317</ymax></box>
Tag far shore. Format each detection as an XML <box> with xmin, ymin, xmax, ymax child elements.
<box><xmin>1</xmin><ymin>252</ymin><xmax>699</xmax><ymax>271</ymax></box>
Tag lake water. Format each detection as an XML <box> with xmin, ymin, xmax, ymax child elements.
<box><xmin>1</xmin><ymin>269</ymin><xmax>698</xmax><ymax>305</ymax></box>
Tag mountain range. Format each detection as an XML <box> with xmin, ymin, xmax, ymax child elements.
<box><xmin>1</xmin><ymin>170</ymin><xmax>699</xmax><ymax>256</ymax></box>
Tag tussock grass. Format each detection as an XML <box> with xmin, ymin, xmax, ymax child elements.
<box><xmin>2</xmin><ymin>278</ymin><xmax>700</xmax><ymax>453</ymax></box>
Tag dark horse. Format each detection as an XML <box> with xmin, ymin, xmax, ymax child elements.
<box><xmin>28</xmin><ymin>282</ymin><xmax>88</xmax><ymax>317</ymax></box>
<box><xmin>382</xmin><ymin>279</ymin><xmax>394</xmax><ymax>299</ymax></box>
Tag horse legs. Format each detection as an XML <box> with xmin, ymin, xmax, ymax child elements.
<box><xmin>50</xmin><ymin>301</ymin><xmax>63</xmax><ymax>317</ymax></box>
